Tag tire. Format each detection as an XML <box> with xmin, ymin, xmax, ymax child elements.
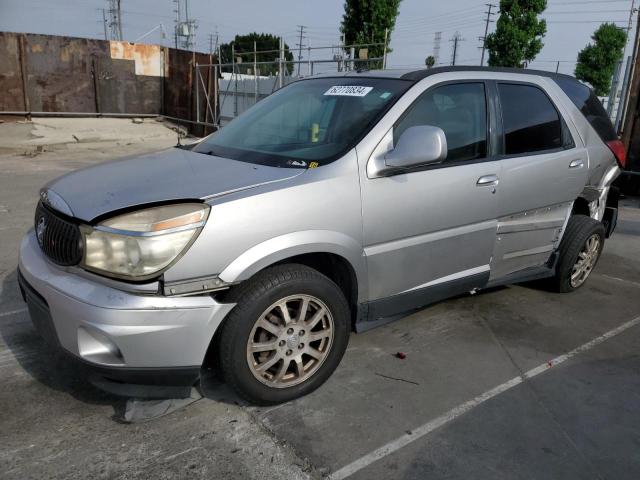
<box><xmin>549</xmin><ymin>214</ymin><xmax>605</xmax><ymax>293</ymax></box>
<box><xmin>217</xmin><ymin>264</ymin><xmax>350</xmax><ymax>405</ymax></box>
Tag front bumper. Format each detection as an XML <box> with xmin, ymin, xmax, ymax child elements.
<box><xmin>18</xmin><ymin>230</ymin><xmax>235</xmax><ymax>386</ymax></box>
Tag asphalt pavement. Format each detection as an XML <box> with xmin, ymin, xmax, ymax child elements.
<box><xmin>1</xmin><ymin>122</ymin><xmax>639</xmax><ymax>479</ymax></box>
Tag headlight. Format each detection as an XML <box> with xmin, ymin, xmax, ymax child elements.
<box><xmin>82</xmin><ymin>203</ymin><xmax>209</xmax><ymax>280</ymax></box>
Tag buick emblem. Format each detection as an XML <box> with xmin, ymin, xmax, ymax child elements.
<box><xmin>36</xmin><ymin>215</ymin><xmax>46</xmax><ymax>247</ymax></box>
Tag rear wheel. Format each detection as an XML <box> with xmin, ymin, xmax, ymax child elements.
<box><xmin>217</xmin><ymin>264</ymin><xmax>350</xmax><ymax>405</ymax></box>
<box><xmin>550</xmin><ymin>215</ymin><xmax>605</xmax><ymax>293</ymax></box>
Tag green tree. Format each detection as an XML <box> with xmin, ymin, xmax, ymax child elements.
<box><xmin>575</xmin><ymin>23</ymin><xmax>627</xmax><ymax>96</ymax></box>
<box><xmin>425</xmin><ymin>55</ymin><xmax>435</xmax><ymax>68</ymax></box>
<box><xmin>219</xmin><ymin>33</ymin><xmax>294</xmax><ymax>75</ymax></box>
<box><xmin>340</xmin><ymin>0</ymin><xmax>402</xmax><ymax>67</ymax></box>
<box><xmin>485</xmin><ymin>0</ymin><xmax>547</xmax><ymax>67</ymax></box>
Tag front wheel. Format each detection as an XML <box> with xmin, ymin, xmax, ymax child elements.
<box><xmin>549</xmin><ymin>214</ymin><xmax>605</xmax><ymax>293</ymax></box>
<box><xmin>217</xmin><ymin>264</ymin><xmax>350</xmax><ymax>405</ymax></box>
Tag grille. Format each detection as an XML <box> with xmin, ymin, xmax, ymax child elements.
<box><xmin>34</xmin><ymin>202</ymin><xmax>82</xmax><ymax>266</ymax></box>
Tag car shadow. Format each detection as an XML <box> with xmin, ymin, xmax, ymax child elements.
<box><xmin>0</xmin><ymin>269</ymin><xmax>128</xmax><ymax>418</ymax></box>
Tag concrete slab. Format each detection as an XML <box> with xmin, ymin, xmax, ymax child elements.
<box><xmin>0</xmin><ymin>117</ymin><xmax>187</xmax><ymax>153</ymax></box>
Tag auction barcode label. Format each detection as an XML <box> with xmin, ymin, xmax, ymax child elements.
<box><xmin>324</xmin><ymin>86</ymin><xmax>373</xmax><ymax>97</ymax></box>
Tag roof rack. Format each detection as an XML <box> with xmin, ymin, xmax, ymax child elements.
<box><xmin>400</xmin><ymin>65</ymin><xmax>577</xmax><ymax>82</ymax></box>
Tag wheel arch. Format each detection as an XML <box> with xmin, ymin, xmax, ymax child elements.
<box><xmin>572</xmin><ymin>196</ymin><xmax>591</xmax><ymax>217</ymax></box>
<box><xmin>218</xmin><ymin>230</ymin><xmax>367</xmax><ymax>314</ymax></box>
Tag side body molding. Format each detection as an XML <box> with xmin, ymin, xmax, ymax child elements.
<box><xmin>218</xmin><ymin>230</ymin><xmax>368</xmax><ymax>302</ymax></box>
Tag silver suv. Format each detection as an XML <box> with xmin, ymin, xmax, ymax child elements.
<box><xmin>18</xmin><ymin>67</ymin><xmax>624</xmax><ymax>404</ymax></box>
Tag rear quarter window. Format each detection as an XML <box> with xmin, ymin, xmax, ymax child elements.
<box><xmin>553</xmin><ymin>76</ymin><xmax>617</xmax><ymax>142</ymax></box>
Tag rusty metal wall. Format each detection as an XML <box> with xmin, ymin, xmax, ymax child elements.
<box><xmin>24</xmin><ymin>34</ymin><xmax>106</xmax><ymax>112</ymax></box>
<box><xmin>163</xmin><ymin>48</ymin><xmax>213</xmax><ymax>135</ymax></box>
<box><xmin>0</xmin><ymin>33</ymin><xmax>25</xmax><ymax>111</ymax></box>
<box><xmin>0</xmin><ymin>32</ymin><xmax>214</xmax><ymax>128</ymax></box>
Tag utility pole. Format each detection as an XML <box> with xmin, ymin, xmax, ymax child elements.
<box><xmin>106</xmin><ymin>0</ymin><xmax>123</xmax><ymax>41</ymax></box>
<box><xmin>173</xmin><ymin>0</ymin><xmax>197</xmax><ymax>50</ymax></box>
<box><xmin>173</xmin><ymin>0</ymin><xmax>180</xmax><ymax>49</ymax></box>
<box><xmin>338</xmin><ymin>33</ymin><xmax>346</xmax><ymax>72</ymax></box>
<box><xmin>480</xmin><ymin>3</ymin><xmax>496</xmax><ymax>66</ymax></box>
<box><xmin>279</xmin><ymin>36</ymin><xmax>284</xmax><ymax>88</ymax></box>
<box><xmin>620</xmin><ymin>7</ymin><xmax>640</xmax><ymax>139</ymax></box>
<box><xmin>296</xmin><ymin>25</ymin><xmax>306</xmax><ymax>77</ymax></box>
<box><xmin>450</xmin><ymin>32</ymin><xmax>464</xmax><ymax>66</ymax></box>
<box><xmin>433</xmin><ymin>31</ymin><xmax>442</xmax><ymax>65</ymax></box>
<box><xmin>208</xmin><ymin>33</ymin><xmax>214</xmax><ymax>55</ymax></box>
<box><xmin>254</xmin><ymin>40</ymin><xmax>258</xmax><ymax>102</ymax></box>
<box><xmin>626</xmin><ymin>0</ymin><xmax>637</xmax><ymax>40</ymax></box>
<box><xmin>117</xmin><ymin>1</ymin><xmax>123</xmax><ymax>40</ymax></box>
<box><xmin>102</xmin><ymin>9</ymin><xmax>108</xmax><ymax>41</ymax></box>
<box><xmin>613</xmin><ymin>0</ymin><xmax>638</xmax><ymax>114</ymax></box>
<box><xmin>382</xmin><ymin>28</ymin><xmax>389</xmax><ymax>69</ymax></box>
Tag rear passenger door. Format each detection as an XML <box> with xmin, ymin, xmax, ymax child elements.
<box><xmin>490</xmin><ymin>81</ymin><xmax>589</xmax><ymax>280</ymax></box>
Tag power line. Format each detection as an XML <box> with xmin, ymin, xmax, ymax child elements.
<box><xmin>550</xmin><ymin>0</ymin><xmax>629</xmax><ymax>4</ymax></box>
<box><xmin>394</xmin><ymin>15</ymin><xmax>485</xmax><ymax>33</ymax></box>
<box><xmin>546</xmin><ymin>9</ymin><xmax>634</xmax><ymax>13</ymax></box>
<box><xmin>546</xmin><ymin>19</ymin><xmax>630</xmax><ymax>23</ymax></box>
<box><xmin>394</xmin><ymin>5</ymin><xmax>485</xmax><ymax>27</ymax></box>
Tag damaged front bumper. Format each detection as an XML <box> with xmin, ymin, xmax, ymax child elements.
<box><xmin>18</xmin><ymin>230</ymin><xmax>235</xmax><ymax>395</ymax></box>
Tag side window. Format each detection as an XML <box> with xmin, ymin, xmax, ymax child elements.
<box><xmin>394</xmin><ymin>83</ymin><xmax>487</xmax><ymax>164</ymax></box>
<box><xmin>498</xmin><ymin>83</ymin><xmax>563</xmax><ymax>155</ymax></box>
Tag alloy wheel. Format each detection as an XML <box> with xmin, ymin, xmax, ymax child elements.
<box><xmin>246</xmin><ymin>294</ymin><xmax>334</xmax><ymax>388</ymax></box>
<box><xmin>570</xmin><ymin>233</ymin><xmax>600</xmax><ymax>288</ymax></box>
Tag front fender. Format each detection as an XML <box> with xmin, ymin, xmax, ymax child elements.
<box><xmin>218</xmin><ymin>230</ymin><xmax>367</xmax><ymax>302</ymax></box>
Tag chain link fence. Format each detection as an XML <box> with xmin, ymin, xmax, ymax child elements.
<box><xmin>194</xmin><ymin>44</ymin><xmax>386</xmax><ymax>128</ymax></box>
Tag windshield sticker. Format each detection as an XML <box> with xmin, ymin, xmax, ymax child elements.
<box><xmin>380</xmin><ymin>91</ymin><xmax>392</xmax><ymax>99</ymax></box>
<box><xmin>324</xmin><ymin>85</ymin><xmax>373</xmax><ymax>97</ymax></box>
<box><xmin>287</xmin><ymin>159</ymin><xmax>307</xmax><ymax>167</ymax></box>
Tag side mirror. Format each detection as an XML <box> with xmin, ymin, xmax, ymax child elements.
<box><xmin>384</xmin><ymin>125</ymin><xmax>447</xmax><ymax>169</ymax></box>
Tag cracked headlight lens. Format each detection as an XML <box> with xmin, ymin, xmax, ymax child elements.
<box><xmin>82</xmin><ymin>203</ymin><xmax>209</xmax><ymax>280</ymax></box>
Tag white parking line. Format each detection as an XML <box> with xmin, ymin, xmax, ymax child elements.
<box><xmin>329</xmin><ymin>315</ymin><xmax>640</xmax><ymax>480</ymax></box>
<box><xmin>597</xmin><ymin>273</ymin><xmax>640</xmax><ymax>289</ymax></box>
<box><xmin>0</xmin><ymin>308</ymin><xmax>27</xmax><ymax>317</ymax></box>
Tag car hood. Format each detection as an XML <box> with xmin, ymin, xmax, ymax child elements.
<box><xmin>43</xmin><ymin>148</ymin><xmax>306</xmax><ymax>222</ymax></box>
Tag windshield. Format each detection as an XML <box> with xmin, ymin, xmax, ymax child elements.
<box><xmin>193</xmin><ymin>77</ymin><xmax>411</xmax><ymax>168</ymax></box>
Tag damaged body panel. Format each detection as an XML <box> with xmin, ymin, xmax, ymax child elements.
<box><xmin>44</xmin><ymin>148</ymin><xmax>306</xmax><ymax>222</ymax></box>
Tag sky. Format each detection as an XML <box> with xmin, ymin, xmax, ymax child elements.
<box><xmin>0</xmin><ymin>0</ymin><xmax>637</xmax><ymax>76</ymax></box>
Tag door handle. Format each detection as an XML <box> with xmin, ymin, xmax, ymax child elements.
<box><xmin>476</xmin><ymin>174</ymin><xmax>499</xmax><ymax>186</ymax></box>
<box><xmin>569</xmin><ymin>159</ymin><xmax>584</xmax><ymax>169</ymax></box>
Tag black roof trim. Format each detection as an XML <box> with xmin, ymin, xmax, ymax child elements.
<box><xmin>400</xmin><ymin>66</ymin><xmax>579</xmax><ymax>83</ymax></box>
